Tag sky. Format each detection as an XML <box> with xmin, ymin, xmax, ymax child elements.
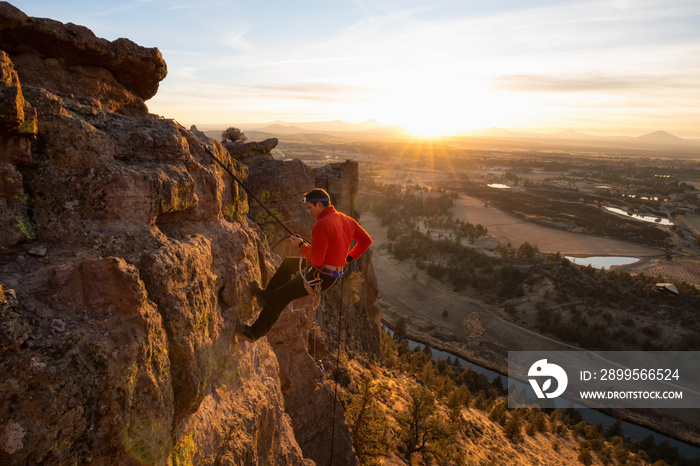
<box><xmin>9</xmin><ymin>0</ymin><xmax>700</xmax><ymax>138</ymax></box>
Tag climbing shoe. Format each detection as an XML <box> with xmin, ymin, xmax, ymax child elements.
<box><xmin>250</xmin><ymin>280</ymin><xmax>268</xmax><ymax>304</ymax></box>
<box><xmin>236</xmin><ymin>318</ymin><xmax>257</xmax><ymax>343</ymax></box>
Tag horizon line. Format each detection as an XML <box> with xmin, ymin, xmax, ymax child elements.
<box><xmin>187</xmin><ymin>120</ymin><xmax>700</xmax><ymax>141</ymax></box>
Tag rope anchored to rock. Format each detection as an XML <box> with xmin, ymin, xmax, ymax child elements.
<box><xmin>170</xmin><ymin>119</ymin><xmax>309</xmax><ymax>243</ymax></box>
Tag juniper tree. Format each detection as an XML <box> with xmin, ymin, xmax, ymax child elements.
<box><xmin>503</xmin><ymin>415</ymin><xmax>524</xmax><ymax>442</ymax></box>
<box><xmin>346</xmin><ymin>378</ymin><xmax>390</xmax><ymax>463</ymax></box>
<box><xmin>221</xmin><ymin>126</ymin><xmax>247</xmax><ymax>142</ymax></box>
<box><xmin>397</xmin><ymin>386</ymin><xmax>439</xmax><ymax>461</ymax></box>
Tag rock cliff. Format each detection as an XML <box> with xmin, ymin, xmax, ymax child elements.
<box><xmin>0</xmin><ymin>3</ymin><xmax>376</xmax><ymax>464</ymax></box>
<box><xmin>225</xmin><ymin>138</ymin><xmax>380</xmax><ymax>466</ymax></box>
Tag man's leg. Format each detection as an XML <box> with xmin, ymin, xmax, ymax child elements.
<box><xmin>263</xmin><ymin>257</ymin><xmax>301</xmax><ymax>291</ymax></box>
<box><xmin>248</xmin><ymin>274</ymin><xmax>309</xmax><ymax>339</ymax></box>
<box><xmin>239</xmin><ymin>265</ymin><xmax>342</xmax><ymax>341</ymax></box>
<box><xmin>252</xmin><ymin>257</ymin><xmax>300</xmax><ymax>304</ymax></box>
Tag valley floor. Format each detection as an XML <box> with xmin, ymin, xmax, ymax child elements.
<box><xmin>360</xmin><ymin>210</ymin><xmax>700</xmax><ymax>453</ymax></box>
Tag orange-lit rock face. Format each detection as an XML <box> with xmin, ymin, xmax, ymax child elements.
<box><xmin>0</xmin><ymin>3</ymin><xmax>377</xmax><ymax>464</ymax></box>
<box><xmin>0</xmin><ymin>3</ymin><xmax>308</xmax><ymax>464</ymax></box>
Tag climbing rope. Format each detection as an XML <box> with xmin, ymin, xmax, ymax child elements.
<box><xmin>172</xmin><ymin>120</ymin><xmax>310</xmax><ymax>244</ymax></box>
<box><xmin>329</xmin><ymin>273</ymin><xmax>345</xmax><ymax>466</ymax></box>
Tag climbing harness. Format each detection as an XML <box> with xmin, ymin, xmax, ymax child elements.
<box><xmin>299</xmin><ymin>257</ymin><xmax>343</xmax><ymax>309</ymax></box>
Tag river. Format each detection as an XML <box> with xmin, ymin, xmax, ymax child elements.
<box><xmin>383</xmin><ymin>326</ymin><xmax>700</xmax><ymax>459</ymax></box>
<box><xmin>564</xmin><ymin>256</ymin><xmax>639</xmax><ymax>269</ymax></box>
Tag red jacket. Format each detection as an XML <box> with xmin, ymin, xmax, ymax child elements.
<box><xmin>300</xmin><ymin>206</ymin><xmax>372</xmax><ymax>268</ymax></box>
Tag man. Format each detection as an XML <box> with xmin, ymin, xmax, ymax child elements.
<box><xmin>236</xmin><ymin>188</ymin><xmax>372</xmax><ymax>342</ymax></box>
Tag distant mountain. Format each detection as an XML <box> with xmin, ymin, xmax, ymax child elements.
<box><xmin>246</xmin><ymin>130</ymin><xmax>340</xmax><ymax>142</ymax></box>
<box><xmin>635</xmin><ymin>130</ymin><xmax>689</xmax><ymax>145</ymax></box>
<box><xmin>240</xmin><ymin>130</ymin><xmax>279</xmax><ymax>141</ymax></box>
<box><xmin>254</xmin><ymin>124</ymin><xmax>311</xmax><ymax>135</ymax></box>
<box><xmin>468</xmin><ymin>126</ymin><xmax>699</xmax><ymax>146</ymax></box>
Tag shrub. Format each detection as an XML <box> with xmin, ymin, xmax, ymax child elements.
<box><xmin>221</xmin><ymin>126</ymin><xmax>247</xmax><ymax>142</ymax></box>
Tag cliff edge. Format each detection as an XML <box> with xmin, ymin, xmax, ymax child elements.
<box><xmin>0</xmin><ymin>3</ymin><xmax>373</xmax><ymax>464</ymax></box>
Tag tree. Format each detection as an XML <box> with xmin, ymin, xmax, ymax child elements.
<box><xmin>491</xmin><ymin>375</ymin><xmax>505</xmax><ymax>394</ymax></box>
<box><xmin>394</xmin><ymin>317</ymin><xmax>408</xmax><ymax>344</ymax></box>
<box><xmin>221</xmin><ymin>126</ymin><xmax>247</xmax><ymax>142</ymax></box>
<box><xmin>346</xmin><ymin>378</ymin><xmax>391</xmax><ymax>463</ymax></box>
<box><xmin>517</xmin><ymin>241</ymin><xmax>539</xmax><ymax>259</ymax></box>
<box><xmin>446</xmin><ymin>387</ymin><xmax>468</xmax><ymax>423</ymax></box>
<box><xmin>397</xmin><ymin>386</ymin><xmax>439</xmax><ymax>461</ymax></box>
<box><xmin>488</xmin><ymin>401</ymin><xmax>508</xmax><ymax>426</ymax></box>
<box><xmin>578</xmin><ymin>447</ymin><xmax>594</xmax><ymax>465</ymax></box>
<box><xmin>503</xmin><ymin>415</ymin><xmax>524</xmax><ymax>442</ymax></box>
<box><xmin>604</xmin><ymin>419</ymin><xmax>623</xmax><ymax>438</ymax></box>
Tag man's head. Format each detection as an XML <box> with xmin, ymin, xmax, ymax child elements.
<box><xmin>302</xmin><ymin>188</ymin><xmax>331</xmax><ymax>219</ymax></box>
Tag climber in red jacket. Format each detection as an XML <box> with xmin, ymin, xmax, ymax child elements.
<box><xmin>236</xmin><ymin>188</ymin><xmax>372</xmax><ymax>342</ymax></box>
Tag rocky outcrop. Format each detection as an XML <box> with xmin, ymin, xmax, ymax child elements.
<box><xmin>0</xmin><ymin>1</ymin><xmax>166</xmax><ymax>115</ymax></box>
<box><xmin>314</xmin><ymin>160</ymin><xmax>359</xmax><ymax>216</ymax></box>
<box><xmin>0</xmin><ymin>4</ymin><xmax>323</xmax><ymax>465</ymax></box>
<box><xmin>209</xmin><ymin>138</ymin><xmax>372</xmax><ymax>465</ymax></box>
<box><xmin>223</xmin><ymin>137</ymin><xmax>279</xmax><ymax>167</ymax></box>
<box><xmin>222</xmin><ymin>136</ymin><xmax>314</xmax><ymax>262</ymax></box>
<box><xmin>0</xmin><ymin>4</ymin><xmax>383</xmax><ymax>464</ymax></box>
<box><xmin>245</xmin><ymin>156</ymin><xmax>315</xmax><ymax>253</ymax></box>
<box><xmin>232</xmin><ymin>145</ymin><xmax>380</xmax><ymax>358</ymax></box>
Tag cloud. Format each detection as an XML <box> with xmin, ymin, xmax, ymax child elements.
<box><xmin>160</xmin><ymin>76</ymin><xmax>373</xmax><ymax>103</ymax></box>
<box><xmin>149</xmin><ymin>0</ymin><xmax>700</xmax><ymax>135</ymax></box>
<box><xmin>224</xmin><ymin>31</ymin><xmax>253</xmax><ymax>51</ymax></box>
<box><xmin>494</xmin><ymin>73</ymin><xmax>699</xmax><ymax>93</ymax></box>
<box><xmin>247</xmin><ymin>81</ymin><xmax>373</xmax><ymax>96</ymax></box>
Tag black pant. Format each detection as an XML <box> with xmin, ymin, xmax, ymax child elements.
<box><xmin>250</xmin><ymin>257</ymin><xmax>338</xmax><ymax>339</ymax></box>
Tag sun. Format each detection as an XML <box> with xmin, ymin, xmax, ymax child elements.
<box><xmin>402</xmin><ymin>116</ymin><xmax>466</xmax><ymax>138</ymax></box>
<box><xmin>381</xmin><ymin>81</ymin><xmax>496</xmax><ymax>138</ymax></box>
<box><xmin>398</xmin><ymin>105</ymin><xmax>484</xmax><ymax>138</ymax></box>
<box><xmin>370</xmin><ymin>71</ymin><xmax>527</xmax><ymax>138</ymax></box>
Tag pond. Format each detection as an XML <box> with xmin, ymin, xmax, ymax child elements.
<box><xmin>604</xmin><ymin>206</ymin><xmax>673</xmax><ymax>226</ymax></box>
<box><xmin>564</xmin><ymin>256</ymin><xmax>640</xmax><ymax>269</ymax></box>
<box><xmin>487</xmin><ymin>183</ymin><xmax>511</xmax><ymax>189</ymax></box>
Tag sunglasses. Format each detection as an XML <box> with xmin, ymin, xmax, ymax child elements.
<box><xmin>301</xmin><ymin>197</ymin><xmax>330</xmax><ymax>203</ymax></box>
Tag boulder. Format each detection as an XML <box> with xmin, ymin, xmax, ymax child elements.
<box><xmin>223</xmin><ymin>137</ymin><xmax>279</xmax><ymax>166</ymax></box>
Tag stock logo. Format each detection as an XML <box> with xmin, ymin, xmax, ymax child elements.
<box><xmin>528</xmin><ymin>359</ymin><xmax>568</xmax><ymax>399</ymax></box>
